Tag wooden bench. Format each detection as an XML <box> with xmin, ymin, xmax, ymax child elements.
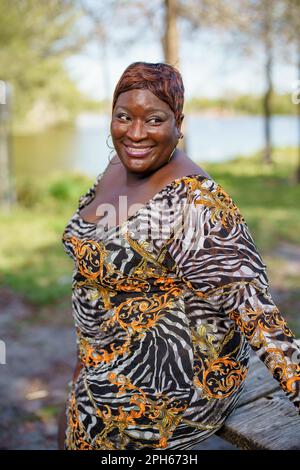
<box><xmin>215</xmin><ymin>339</ymin><xmax>300</xmax><ymax>450</ymax></box>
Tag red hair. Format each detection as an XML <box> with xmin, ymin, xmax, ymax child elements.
<box><xmin>112</xmin><ymin>62</ymin><xmax>184</xmax><ymax>127</ymax></box>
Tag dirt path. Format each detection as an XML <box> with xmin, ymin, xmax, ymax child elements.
<box><xmin>0</xmin><ymin>286</ymin><xmax>76</xmax><ymax>449</ymax></box>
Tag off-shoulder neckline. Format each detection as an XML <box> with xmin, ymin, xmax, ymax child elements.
<box><xmin>77</xmin><ymin>172</ymin><xmax>212</xmax><ymax>232</ymax></box>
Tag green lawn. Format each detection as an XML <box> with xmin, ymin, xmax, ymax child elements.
<box><xmin>204</xmin><ymin>147</ymin><xmax>300</xmax><ymax>250</ymax></box>
<box><xmin>0</xmin><ymin>171</ymin><xmax>93</xmax><ymax>305</ymax></box>
<box><xmin>0</xmin><ymin>147</ymin><xmax>299</xmax><ymax>306</ymax></box>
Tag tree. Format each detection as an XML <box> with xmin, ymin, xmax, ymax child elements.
<box><xmin>163</xmin><ymin>0</ymin><xmax>180</xmax><ymax>66</ymax></box>
<box><xmin>277</xmin><ymin>0</ymin><xmax>300</xmax><ymax>182</ymax></box>
<box><xmin>0</xmin><ymin>0</ymin><xmax>89</xmax><ymax>207</ymax></box>
<box><xmin>0</xmin><ymin>0</ymin><xmax>88</xmax><ymax>126</ymax></box>
<box><xmin>0</xmin><ymin>82</ymin><xmax>15</xmax><ymax>210</ymax></box>
<box><xmin>179</xmin><ymin>0</ymin><xmax>281</xmax><ymax>165</ymax></box>
<box><xmin>79</xmin><ymin>0</ymin><xmax>187</xmax><ymax>148</ymax></box>
<box><xmin>79</xmin><ymin>0</ymin><xmax>124</xmax><ymax>116</ymax></box>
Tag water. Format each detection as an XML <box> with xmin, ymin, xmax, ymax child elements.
<box><xmin>12</xmin><ymin>113</ymin><xmax>299</xmax><ymax>179</ymax></box>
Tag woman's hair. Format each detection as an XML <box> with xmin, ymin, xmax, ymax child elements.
<box><xmin>112</xmin><ymin>62</ymin><xmax>184</xmax><ymax>127</ymax></box>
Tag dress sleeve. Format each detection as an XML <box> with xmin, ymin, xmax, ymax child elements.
<box><xmin>167</xmin><ymin>176</ymin><xmax>300</xmax><ymax>414</ymax></box>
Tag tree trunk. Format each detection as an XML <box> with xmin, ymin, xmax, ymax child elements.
<box><xmin>163</xmin><ymin>0</ymin><xmax>179</xmax><ymax>66</ymax></box>
<box><xmin>263</xmin><ymin>42</ymin><xmax>273</xmax><ymax>165</ymax></box>
<box><xmin>0</xmin><ymin>81</ymin><xmax>15</xmax><ymax>210</ymax></box>
<box><xmin>163</xmin><ymin>0</ymin><xmax>187</xmax><ymax>153</ymax></box>
<box><xmin>261</xmin><ymin>0</ymin><xmax>273</xmax><ymax>166</ymax></box>
<box><xmin>296</xmin><ymin>44</ymin><xmax>300</xmax><ymax>183</ymax></box>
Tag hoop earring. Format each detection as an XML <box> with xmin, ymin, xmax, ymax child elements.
<box><xmin>106</xmin><ymin>134</ymin><xmax>121</xmax><ymax>165</ymax></box>
<box><xmin>106</xmin><ymin>134</ymin><xmax>114</xmax><ymax>150</ymax></box>
<box><xmin>168</xmin><ymin>146</ymin><xmax>177</xmax><ymax>162</ymax></box>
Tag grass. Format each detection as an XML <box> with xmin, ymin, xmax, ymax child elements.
<box><xmin>0</xmin><ymin>146</ymin><xmax>299</xmax><ymax>306</ymax></box>
<box><xmin>0</xmin><ymin>171</ymin><xmax>93</xmax><ymax>305</ymax></box>
<box><xmin>204</xmin><ymin>147</ymin><xmax>300</xmax><ymax>250</ymax></box>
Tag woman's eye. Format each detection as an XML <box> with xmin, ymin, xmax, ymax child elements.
<box><xmin>117</xmin><ymin>114</ymin><xmax>129</xmax><ymax>121</ymax></box>
<box><xmin>115</xmin><ymin>114</ymin><xmax>162</xmax><ymax>124</ymax></box>
<box><xmin>148</xmin><ymin>117</ymin><xmax>162</xmax><ymax>124</ymax></box>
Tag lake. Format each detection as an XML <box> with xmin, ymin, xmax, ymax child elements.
<box><xmin>12</xmin><ymin>113</ymin><xmax>299</xmax><ymax>179</ymax></box>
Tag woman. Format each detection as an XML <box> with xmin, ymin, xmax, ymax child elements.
<box><xmin>60</xmin><ymin>61</ymin><xmax>300</xmax><ymax>450</ymax></box>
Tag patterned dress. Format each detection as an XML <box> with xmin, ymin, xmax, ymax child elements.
<box><xmin>61</xmin><ymin>172</ymin><xmax>300</xmax><ymax>450</ymax></box>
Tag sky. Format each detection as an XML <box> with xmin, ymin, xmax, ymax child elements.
<box><xmin>65</xmin><ymin>27</ymin><xmax>298</xmax><ymax>102</ymax></box>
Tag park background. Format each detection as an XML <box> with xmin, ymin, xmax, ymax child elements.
<box><xmin>0</xmin><ymin>0</ymin><xmax>299</xmax><ymax>449</ymax></box>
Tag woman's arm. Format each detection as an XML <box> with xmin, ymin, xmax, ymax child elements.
<box><xmin>167</xmin><ymin>176</ymin><xmax>300</xmax><ymax>413</ymax></box>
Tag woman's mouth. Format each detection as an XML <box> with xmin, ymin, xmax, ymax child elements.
<box><xmin>124</xmin><ymin>144</ymin><xmax>154</xmax><ymax>157</ymax></box>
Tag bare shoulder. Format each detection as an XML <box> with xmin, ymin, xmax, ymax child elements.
<box><xmin>164</xmin><ymin>150</ymin><xmax>211</xmax><ymax>180</ymax></box>
<box><xmin>94</xmin><ymin>151</ymin><xmax>212</xmax><ymax>197</ymax></box>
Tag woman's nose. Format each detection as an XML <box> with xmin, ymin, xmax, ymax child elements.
<box><xmin>126</xmin><ymin>119</ymin><xmax>147</xmax><ymax>140</ymax></box>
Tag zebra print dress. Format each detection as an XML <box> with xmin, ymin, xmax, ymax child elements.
<box><xmin>61</xmin><ymin>172</ymin><xmax>300</xmax><ymax>450</ymax></box>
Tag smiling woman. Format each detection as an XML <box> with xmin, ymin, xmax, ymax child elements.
<box><xmin>109</xmin><ymin>62</ymin><xmax>184</xmax><ymax>175</ymax></box>
<box><xmin>60</xmin><ymin>61</ymin><xmax>300</xmax><ymax>451</ymax></box>
<box><xmin>111</xmin><ymin>89</ymin><xmax>182</xmax><ymax>169</ymax></box>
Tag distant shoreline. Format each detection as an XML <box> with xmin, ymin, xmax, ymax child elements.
<box><xmin>88</xmin><ymin>109</ymin><xmax>297</xmax><ymax>119</ymax></box>
<box><xmin>184</xmin><ymin>109</ymin><xmax>297</xmax><ymax>118</ymax></box>
<box><xmin>78</xmin><ymin>109</ymin><xmax>296</xmax><ymax>119</ymax></box>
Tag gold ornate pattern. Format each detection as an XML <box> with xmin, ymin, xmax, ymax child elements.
<box><xmin>77</xmin><ymin>330</ymin><xmax>131</xmax><ymax>367</ymax></box>
<box><xmin>66</xmin><ymin>371</ymin><xmax>190</xmax><ymax>450</ymax></box>
<box><xmin>191</xmin><ymin>323</ymin><xmax>248</xmax><ymax>400</ymax></box>
<box><xmin>77</xmin><ymin>286</ymin><xmax>184</xmax><ymax>367</ymax></box>
<box><xmin>174</xmin><ymin>176</ymin><xmax>245</xmax><ymax>228</ymax></box>
<box><xmin>227</xmin><ymin>298</ymin><xmax>300</xmax><ymax>394</ymax></box>
<box><xmin>65</xmin><ymin>387</ymin><xmax>94</xmax><ymax>450</ymax></box>
<box><xmin>102</xmin><ymin>286</ymin><xmax>183</xmax><ymax>333</ymax></box>
<box><xmin>228</xmin><ymin>304</ymin><xmax>295</xmax><ymax>347</ymax></box>
<box><xmin>61</xmin><ymin>173</ymin><xmax>300</xmax><ymax>451</ymax></box>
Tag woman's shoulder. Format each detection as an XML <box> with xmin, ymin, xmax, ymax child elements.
<box><xmin>166</xmin><ymin>153</ymin><xmax>233</xmax><ymax>204</ymax></box>
<box><xmin>166</xmin><ymin>150</ymin><xmax>210</xmax><ymax>179</ymax></box>
<box><xmin>169</xmin><ymin>171</ymin><xmax>245</xmax><ymax>231</ymax></box>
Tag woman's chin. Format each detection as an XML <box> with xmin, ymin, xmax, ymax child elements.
<box><xmin>123</xmin><ymin>155</ymin><xmax>153</xmax><ymax>173</ymax></box>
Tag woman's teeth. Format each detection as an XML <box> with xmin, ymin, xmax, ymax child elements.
<box><xmin>125</xmin><ymin>146</ymin><xmax>152</xmax><ymax>156</ymax></box>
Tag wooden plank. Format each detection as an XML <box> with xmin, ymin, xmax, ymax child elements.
<box><xmin>216</xmin><ymin>389</ymin><xmax>300</xmax><ymax>449</ymax></box>
<box><xmin>215</xmin><ymin>340</ymin><xmax>300</xmax><ymax>449</ymax></box>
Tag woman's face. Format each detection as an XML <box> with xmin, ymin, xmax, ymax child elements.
<box><xmin>110</xmin><ymin>89</ymin><xmax>183</xmax><ymax>174</ymax></box>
